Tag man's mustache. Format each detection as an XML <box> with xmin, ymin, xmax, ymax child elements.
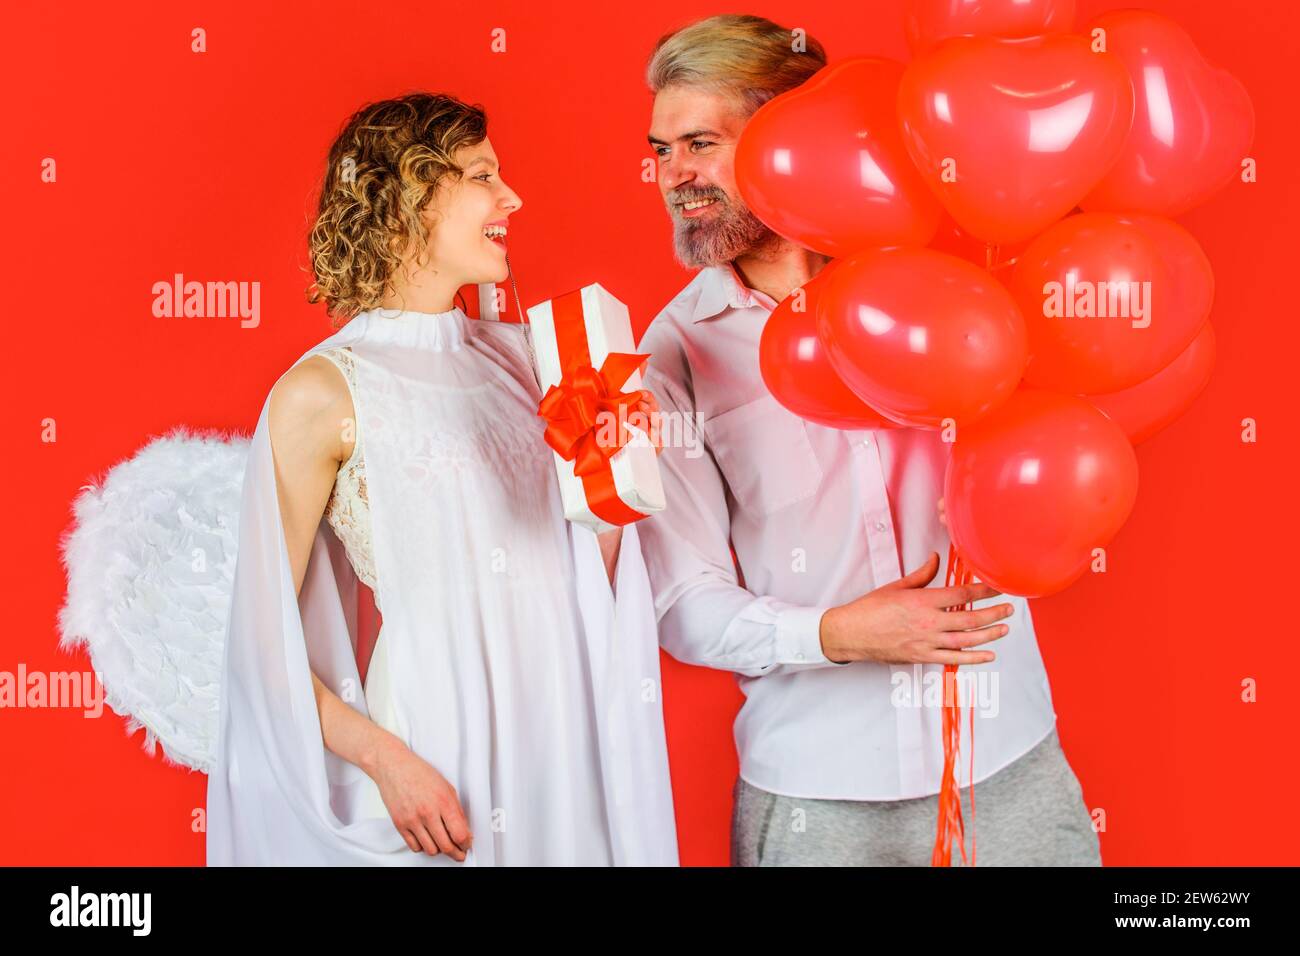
<box><xmin>668</xmin><ymin>187</ymin><xmax>727</xmax><ymax>207</ymax></box>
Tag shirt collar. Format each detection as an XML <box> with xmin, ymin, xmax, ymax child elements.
<box><xmin>689</xmin><ymin>262</ymin><xmax>779</xmax><ymax>323</ymax></box>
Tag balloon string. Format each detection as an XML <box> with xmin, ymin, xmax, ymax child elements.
<box><xmin>961</xmin><ymin>548</ymin><xmax>972</xmax><ymax>868</ymax></box>
<box><xmin>932</xmin><ymin>544</ymin><xmax>961</xmax><ymax>865</ymax></box>
<box><xmin>931</xmin><ymin>542</ymin><xmax>977</xmax><ymax>866</ymax></box>
<box><xmin>984</xmin><ymin>242</ymin><xmax>997</xmax><ymax>271</ymax></box>
<box><xmin>969</xmin><ymin>657</ymin><xmax>977</xmax><ymax>867</ymax></box>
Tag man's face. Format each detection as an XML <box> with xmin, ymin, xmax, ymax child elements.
<box><xmin>648</xmin><ymin>85</ymin><xmax>775</xmax><ymax>268</ymax></box>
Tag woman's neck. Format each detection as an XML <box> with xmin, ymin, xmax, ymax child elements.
<box><xmin>379</xmin><ymin>272</ymin><xmax>460</xmax><ymax>314</ymax></box>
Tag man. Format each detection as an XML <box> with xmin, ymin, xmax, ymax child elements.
<box><xmin>636</xmin><ymin>14</ymin><xmax>1101</xmax><ymax>866</ymax></box>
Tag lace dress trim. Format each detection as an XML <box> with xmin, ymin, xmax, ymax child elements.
<box><xmin>318</xmin><ymin>347</ymin><xmax>379</xmax><ymax>608</ymax></box>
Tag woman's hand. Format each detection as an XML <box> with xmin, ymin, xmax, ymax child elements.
<box><xmin>370</xmin><ymin>736</ymin><xmax>472</xmax><ymax>860</ymax></box>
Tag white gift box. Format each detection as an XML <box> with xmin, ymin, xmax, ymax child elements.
<box><xmin>526</xmin><ymin>283</ymin><xmax>667</xmax><ymax>534</ymax></box>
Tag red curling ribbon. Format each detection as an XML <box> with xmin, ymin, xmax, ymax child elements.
<box><xmin>536</xmin><ymin>289</ymin><xmax>650</xmax><ymax>527</ymax></box>
<box><xmin>931</xmin><ymin>540</ymin><xmax>978</xmax><ymax>867</ymax></box>
<box><xmin>932</xmin><ymin>229</ymin><xmax>1005</xmax><ymax>865</ymax></box>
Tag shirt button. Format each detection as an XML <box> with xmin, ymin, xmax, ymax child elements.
<box><xmin>873</xmin><ymin>521</ymin><xmax>887</xmax><ymax>532</ymax></box>
<box><xmin>795</xmin><ymin>652</ymin><xmax>805</xmax><ymax>661</ymax></box>
<box><xmin>860</xmin><ymin>436</ymin><xmax>871</xmax><ymax>447</ymax></box>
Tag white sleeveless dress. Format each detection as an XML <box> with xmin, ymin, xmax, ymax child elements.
<box><xmin>317</xmin><ymin>346</ymin><xmax>400</xmax><ymax>740</ymax></box>
<box><xmin>205</xmin><ymin>305</ymin><xmax>678</xmax><ymax>866</ymax></box>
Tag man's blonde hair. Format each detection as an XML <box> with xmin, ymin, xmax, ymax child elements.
<box><xmin>645</xmin><ymin>14</ymin><xmax>827</xmax><ymax>116</ymax></box>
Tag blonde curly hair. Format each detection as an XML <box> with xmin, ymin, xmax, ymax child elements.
<box><xmin>307</xmin><ymin>92</ymin><xmax>488</xmax><ymax>322</ymax></box>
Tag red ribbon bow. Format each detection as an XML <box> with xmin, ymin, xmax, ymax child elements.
<box><xmin>537</xmin><ymin>352</ymin><xmax>650</xmax><ymax>477</ymax></box>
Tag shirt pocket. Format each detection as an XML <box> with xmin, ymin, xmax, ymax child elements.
<box><xmin>704</xmin><ymin>393</ymin><xmax>825</xmax><ymax>517</ymax></box>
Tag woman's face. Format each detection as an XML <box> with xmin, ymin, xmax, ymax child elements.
<box><xmin>420</xmin><ymin>137</ymin><xmax>523</xmax><ymax>286</ymax></box>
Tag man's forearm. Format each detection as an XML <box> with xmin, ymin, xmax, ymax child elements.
<box><xmin>657</xmin><ymin>583</ymin><xmax>839</xmax><ymax>677</ymax></box>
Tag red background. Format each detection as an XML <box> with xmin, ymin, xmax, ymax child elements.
<box><xmin>4</xmin><ymin>0</ymin><xmax>1297</xmax><ymax>865</ymax></box>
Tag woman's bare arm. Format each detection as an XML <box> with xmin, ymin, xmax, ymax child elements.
<box><xmin>266</xmin><ymin>356</ymin><xmax>470</xmax><ymax>859</ymax></box>
<box><xmin>267</xmin><ymin>357</ymin><xmax>394</xmax><ymax>771</ymax></box>
<box><xmin>597</xmin><ymin>528</ymin><xmax>622</xmax><ymax>589</ymax></box>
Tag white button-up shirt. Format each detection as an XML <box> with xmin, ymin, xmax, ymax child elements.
<box><xmin>637</xmin><ymin>263</ymin><xmax>1057</xmax><ymax>801</ymax></box>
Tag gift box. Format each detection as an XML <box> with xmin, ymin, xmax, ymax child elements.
<box><xmin>527</xmin><ymin>283</ymin><xmax>667</xmax><ymax>533</ymax></box>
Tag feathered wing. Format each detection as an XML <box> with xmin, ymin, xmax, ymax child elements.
<box><xmin>57</xmin><ymin>425</ymin><xmax>251</xmax><ymax>773</ymax></box>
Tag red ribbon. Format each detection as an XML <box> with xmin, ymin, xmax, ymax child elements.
<box><xmin>538</xmin><ymin>354</ymin><xmax>649</xmax><ymax>476</ymax></box>
<box><xmin>535</xmin><ymin>289</ymin><xmax>650</xmax><ymax>527</ymax></box>
<box><xmin>932</xmin><ymin>541</ymin><xmax>978</xmax><ymax>867</ymax></box>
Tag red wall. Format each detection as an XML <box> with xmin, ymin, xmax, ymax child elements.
<box><xmin>4</xmin><ymin>0</ymin><xmax>1296</xmax><ymax>865</ymax></box>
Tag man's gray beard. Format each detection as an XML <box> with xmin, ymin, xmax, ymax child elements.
<box><xmin>672</xmin><ymin>199</ymin><xmax>776</xmax><ymax>268</ymax></box>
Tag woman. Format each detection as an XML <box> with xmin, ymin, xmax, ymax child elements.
<box><xmin>204</xmin><ymin>92</ymin><xmax>678</xmax><ymax>866</ymax></box>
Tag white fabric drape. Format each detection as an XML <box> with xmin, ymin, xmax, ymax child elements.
<box><xmin>204</xmin><ymin>308</ymin><xmax>678</xmax><ymax>866</ymax></box>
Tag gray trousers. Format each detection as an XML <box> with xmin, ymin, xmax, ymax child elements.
<box><xmin>731</xmin><ymin>729</ymin><xmax>1101</xmax><ymax>866</ymax></box>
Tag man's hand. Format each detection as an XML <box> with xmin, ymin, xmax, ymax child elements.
<box><xmin>818</xmin><ymin>552</ymin><xmax>1013</xmax><ymax>665</ymax></box>
<box><xmin>631</xmin><ymin>388</ymin><xmax>664</xmax><ymax>456</ymax></box>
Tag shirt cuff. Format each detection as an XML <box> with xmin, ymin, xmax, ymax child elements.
<box><xmin>773</xmin><ymin>605</ymin><xmax>839</xmax><ymax>666</ymax></box>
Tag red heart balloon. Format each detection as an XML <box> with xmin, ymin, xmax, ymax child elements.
<box><xmin>898</xmin><ymin>34</ymin><xmax>1134</xmax><ymax>245</ymax></box>
<box><xmin>759</xmin><ymin>263</ymin><xmax>897</xmax><ymax>431</ymax></box>
<box><xmin>1081</xmin><ymin>10</ymin><xmax>1255</xmax><ymax>217</ymax></box>
<box><xmin>904</xmin><ymin>0</ymin><xmax>1078</xmax><ymax>55</ymax></box>
<box><xmin>944</xmin><ymin>388</ymin><xmax>1139</xmax><ymax>597</ymax></box>
<box><xmin>1121</xmin><ymin>212</ymin><xmax>1215</xmax><ymax>348</ymax></box>
<box><xmin>1008</xmin><ymin>211</ymin><xmax>1214</xmax><ymax>393</ymax></box>
<box><xmin>818</xmin><ymin>247</ymin><xmax>1027</xmax><ymax>429</ymax></box>
<box><xmin>1086</xmin><ymin>321</ymin><xmax>1216</xmax><ymax>446</ymax></box>
<box><xmin>735</xmin><ymin>58</ymin><xmax>942</xmax><ymax>257</ymax></box>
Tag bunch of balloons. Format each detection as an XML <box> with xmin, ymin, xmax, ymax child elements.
<box><xmin>743</xmin><ymin>2</ymin><xmax>1253</xmax><ymax>598</ymax></box>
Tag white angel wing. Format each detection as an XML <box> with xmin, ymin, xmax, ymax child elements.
<box><xmin>57</xmin><ymin>425</ymin><xmax>251</xmax><ymax>773</ymax></box>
